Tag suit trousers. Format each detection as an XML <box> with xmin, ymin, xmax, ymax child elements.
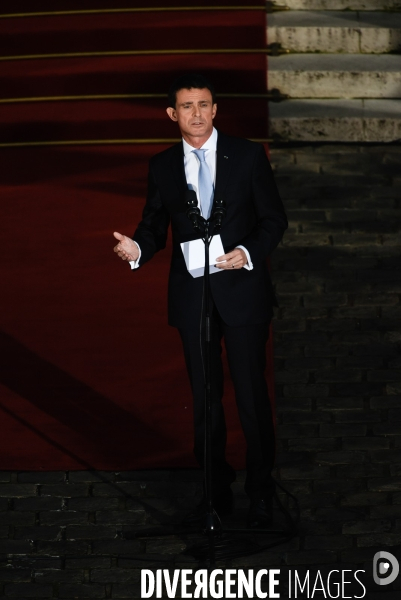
<box><xmin>178</xmin><ymin>298</ymin><xmax>276</xmax><ymax>501</ymax></box>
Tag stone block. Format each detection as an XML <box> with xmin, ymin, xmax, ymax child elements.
<box><xmin>315</xmin><ymin>368</ymin><xmax>362</xmax><ymax>383</ymax></box>
<box><xmin>59</xmin><ymin>584</ymin><xmax>106</xmax><ymax>598</ymax></box>
<box><xmin>304</xmin><ymin>535</ymin><xmax>352</xmax><ymax>550</ymax></box>
<box><xmin>368</xmin><ymin>477</ymin><xmax>401</xmax><ymax>492</ymax></box>
<box><xmin>371</xmin><ymin>505</ymin><xmax>401</xmax><ymax>518</ymax></box>
<box><xmin>0</xmin><ymin>568</ymin><xmax>31</xmax><ymax>582</ymax></box>
<box><xmin>336</xmin><ymin>356</ymin><xmax>381</xmax><ymax>368</ymax></box>
<box><xmin>357</xmin><ymin>532</ymin><xmax>401</xmax><ymax>547</ymax></box>
<box><xmin>280</xmin><ymin>465</ymin><xmax>331</xmax><ymax>479</ymax></box>
<box><xmin>35</xmin><ymin>570</ymin><xmax>84</xmax><ymax>583</ymax></box>
<box><xmin>390</xmin><ymin>464</ymin><xmax>401</xmax><ymax>476</ymax></box>
<box><xmin>68</xmin><ymin>497</ymin><xmax>121</xmax><ymax>511</ymax></box>
<box><xmin>14</xmin><ymin>525</ymin><xmax>61</xmax><ymax>541</ymax></box>
<box><xmin>36</xmin><ymin>540</ymin><xmax>89</xmax><ymax>555</ymax></box>
<box><xmin>275</xmin><ymin>369</ymin><xmax>310</xmax><ymax>383</ymax></box>
<box><xmin>65</xmin><ymin>525</ymin><xmax>117</xmax><ymax>540</ymax></box>
<box><xmin>283</xmin><ymin>384</ymin><xmax>330</xmax><ymax>397</ymax></box>
<box><xmin>271</xmin><ymin>1</ymin><xmax>401</xmax><ymax>11</ymax></box>
<box><xmin>275</xmin><ymin>397</ymin><xmax>312</xmax><ymax>411</ymax></box>
<box><xmin>92</xmin><ymin>540</ymin><xmax>142</xmax><ymax>555</ymax></box>
<box><xmin>283</xmin><ymin>410</ymin><xmax>331</xmax><ymax>423</ymax></box>
<box><xmin>17</xmin><ymin>472</ymin><xmax>66</xmax><ymax>484</ymax></box>
<box><xmin>111</xmin><ymin>584</ymin><xmax>142</xmax><ymax>598</ymax></box>
<box><xmin>314</xmin><ymin>478</ymin><xmax>365</xmax><ymax>494</ymax></box>
<box><xmin>335</xmin><ymin>383</ymin><xmax>383</xmax><ymax>397</ymax></box>
<box><xmin>68</xmin><ymin>471</ymin><xmax>117</xmax><ymax>483</ymax></box>
<box><xmin>66</xmin><ymin>557</ymin><xmax>111</xmax><ymax>569</ymax></box>
<box><xmin>285</xmin><ymin>357</ymin><xmax>331</xmax><ymax>369</ymax></box>
<box><xmin>343</xmin><ymin>437</ymin><xmax>390</xmax><ymax>450</ymax></box>
<box><xmin>3</xmin><ymin>583</ymin><xmax>53</xmax><ymax>597</ymax></box>
<box><xmin>95</xmin><ymin>511</ymin><xmax>145</xmax><ymax>525</ymax></box>
<box><xmin>268</xmin><ymin>12</ymin><xmax>361</xmax><ymax>53</ymax></box>
<box><xmin>92</xmin><ymin>483</ymin><xmax>141</xmax><ymax>497</ymax></box>
<box><xmin>270</xmin><ymin>99</ymin><xmax>401</xmax><ymax>143</ymax></box>
<box><xmin>342</xmin><ymin>519</ymin><xmax>392</xmax><ymax>535</ymax></box>
<box><xmin>281</xmin><ymin>233</ymin><xmax>331</xmax><ymax>247</ymax></box>
<box><xmin>337</xmin><ymin>464</ymin><xmax>386</xmax><ymax>478</ymax></box>
<box><xmin>39</xmin><ymin>511</ymin><xmax>89</xmax><ymax>526</ymax></box>
<box><xmin>371</xmin><ymin>449</ymin><xmax>401</xmax><ymax>463</ymax></box>
<box><xmin>277</xmin><ymin>424</ymin><xmax>320</xmax><ymax>439</ymax></box>
<box><xmin>0</xmin><ymin>484</ymin><xmax>37</xmax><ymax>498</ymax></box>
<box><xmin>288</xmin><ymin>438</ymin><xmax>338</xmax><ymax>452</ymax></box>
<box><xmin>334</xmin><ymin>410</ymin><xmax>380</xmax><ymax>423</ymax></box>
<box><xmin>40</xmin><ymin>484</ymin><xmax>89</xmax><ymax>498</ymax></box>
<box><xmin>13</xmin><ymin>497</ymin><xmax>62</xmax><ymax>511</ymax></box>
<box><xmin>0</xmin><ymin>540</ymin><xmax>33</xmax><ymax>553</ymax></box>
<box><xmin>341</xmin><ymin>492</ymin><xmax>388</xmax><ymax>506</ymax></box>
<box><xmin>0</xmin><ymin>512</ymin><xmax>35</xmax><ymax>526</ymax></box>
<box><xmin>372</xmin><ymin>423</ymin><xmax>401</xmax><ymax>436</ymax></box>
<box><xmin>285</xmin><ymin>550</ymin><xmax>337</xmax><ymax>565</ymax></box>
<box><xmin>90</xmin><ymin>569</ymin><xmax>140</xmax><ymax>583</ymax></box>
<box><xmin>317</xmin><ymin>397</ymin><xmax>364</xmax><ymax>410</ymax></box>
<box><xmin>309</xmin><ymin>319</ymin><xmax>357</xmax><ymax>332</ymax></box>
<box><xmin>298</xmin><ymin>493</ymin><xmax>337</xmax><ymax>509</ymax></box>
<box><xmin>268</xmin><ymin>54</ymin><xmax>401</xmax><ymax>99</ymax></box>
<box><xmin>317</xmin><ymin>451</ymin><xmax>366</xmax><ymax>465</ymax></box>
<box><xmin>368</xmin><ymin>370</ymin><xmax>401</xmax><ymax>382</ymax></box>
<box><xmin>320</xmin><ymin>423</ymin><xmax>367</xmax><ymax>437</ymax></box>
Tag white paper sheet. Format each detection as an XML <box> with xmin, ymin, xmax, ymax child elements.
<box><xmin>180</xmin><ymin>235</ymin><xmax>225</xmax><ymax>278</ymax></box>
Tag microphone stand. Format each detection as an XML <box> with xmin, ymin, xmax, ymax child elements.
<box><xmin>196</xmin><ymin>212</ymin><xmax>223</xmax><ymax>565</ymax></box>
<box><xmin>185</xmin><ymin>191</ymin><xmax>226</xmax><ymax>564</ymax></box>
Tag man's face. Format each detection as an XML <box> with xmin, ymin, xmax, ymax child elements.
<box><xmin>166</xmin><ymin>87</ymin><xmax>217</xmax><ymax>144</ymax></box>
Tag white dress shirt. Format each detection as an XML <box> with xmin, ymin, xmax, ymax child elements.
<box><xmin>130</xmin><ymin>127</ymin><xmax>252</xmax><ymax>270</ymax></box>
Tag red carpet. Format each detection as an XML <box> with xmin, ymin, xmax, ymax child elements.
<box><xmin>0</xmin><ymin>2</ymin><xmax>274</xmax><ymax>471</ymax></box>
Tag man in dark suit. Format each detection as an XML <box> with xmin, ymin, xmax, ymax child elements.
<box><xmin>113</xmin><ymin>74</ymin><xmax>287</xmax><ymax>527</ymax></box>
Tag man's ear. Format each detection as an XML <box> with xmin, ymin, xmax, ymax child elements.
<box><xmin>166</xmin><ymin>107</ymin><xmax>177</xmax><ymax>122</ymax></box>
<box><xmin>212</xmin><ymin>103</ymin><xmax>217</xmax><ymax>120</ymax></box>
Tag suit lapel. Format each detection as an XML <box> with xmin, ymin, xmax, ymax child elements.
<box><xmin>169</xmin><ymin>141</ymin><xmax>187</xmax><ymax>194</ymax></box>
<box><xmin>214</xmin><ymin>132</ymin><xmax>235</xmax><ymax>203</ymax></box>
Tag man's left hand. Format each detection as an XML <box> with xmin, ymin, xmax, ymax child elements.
<box><xmin>215</xmin><ymin>248</ymin><xmax>248</xmax><ymax>270</ymax></box>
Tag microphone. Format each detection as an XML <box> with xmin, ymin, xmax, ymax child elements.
<box><xmin>185</xmin><ymin>189</ymin><xmax>202</xmax><ymax>230</ymax></box>
<box><xmin>211</xmin><ymin>198</ymin><xmax>226</xmax><ymax>231</ymax></box>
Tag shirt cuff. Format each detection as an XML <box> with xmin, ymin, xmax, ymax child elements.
<box><xmin>129</xmin><ymin>241</ymin><xmax>141</xmax><ymax>270</ymax></box>
<box><xmin>236</xmin><ymin>245</ymin><xmax>253</xmax><ymax>271</ymax></box>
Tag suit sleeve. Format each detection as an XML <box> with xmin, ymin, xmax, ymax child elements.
<box><xmin>132</xmin><ymin>161</ymin><xmax>170</xmax><ymax>268</ymax></box>
<box><xmin>237</xmin><ymin>145</ymin><xmax>288</xmax><ymax>264</ymax></box>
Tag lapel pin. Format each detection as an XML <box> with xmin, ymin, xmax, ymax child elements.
<box><xmin>224</xmin><ymin>156</ymin><xmax>228</xmax><ymax>159</ymax></box>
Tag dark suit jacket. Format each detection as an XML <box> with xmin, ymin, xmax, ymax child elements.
<box><xmin>133</xmin><ymin>131</ymin><xmax>288</xmax><ymax>329</ymax></box>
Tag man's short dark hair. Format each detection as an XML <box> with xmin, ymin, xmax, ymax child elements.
<box><xmin>168</xmin><ymin>73</ymin><xmax>216</xmax><ymax>108</ymax></box>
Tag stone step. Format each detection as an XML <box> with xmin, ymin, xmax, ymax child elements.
<box><xmin>269</xmin><ymin>99</ymin><xmax>401</xmax><ymax>141</ymax></box>
<box><xmin>270</xmin><ymin>0</ymin><xmax>401</xmax><ymax>10</ymax></box>
<box><xmin>268</xmin><ymin>54</ymin><xmax>401</xmax><ymax>98</ymax></box>
<box><xmin>267</xmin><ymin>11</ymin><xmax>401</xmax><ymax>53</ymax></box>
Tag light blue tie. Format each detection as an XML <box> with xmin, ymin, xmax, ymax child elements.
<box><xmin>192</xmin><ymin>149</ymin><xmax>214</xmax><ymax>219</ymax></box>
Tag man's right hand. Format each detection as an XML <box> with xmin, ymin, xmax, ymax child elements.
<box><xmin>113</xmin><ymin>231</ymin><xmax>139</xmax><ymax>262</ymax></box>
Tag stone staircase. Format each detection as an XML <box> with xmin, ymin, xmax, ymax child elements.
<box><xmin>267</xmin><ymin>0</ymin><xmax>401</xmax><ymax>142</ymax></box>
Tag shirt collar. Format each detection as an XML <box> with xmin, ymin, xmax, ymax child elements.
<box><xmin>182</xmin><ymin>127</ymin><xmax>218</xmax><ymax>156</ymax></box>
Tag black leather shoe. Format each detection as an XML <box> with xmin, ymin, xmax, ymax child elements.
<box><xmin>181</xmin><ymin>488</ymin><xmax>233</xmax><ymax>526</ymax></box>
<box><xmin>247</xmin><ymin>497</ymin><xmax>273</xmax><ymax>529</ymax></box>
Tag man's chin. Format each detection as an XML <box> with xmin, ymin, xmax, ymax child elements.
<box><xmin>189</xmin><ymin>126</ymin><xmax>212</xmax><ymax>138</ymax></box>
